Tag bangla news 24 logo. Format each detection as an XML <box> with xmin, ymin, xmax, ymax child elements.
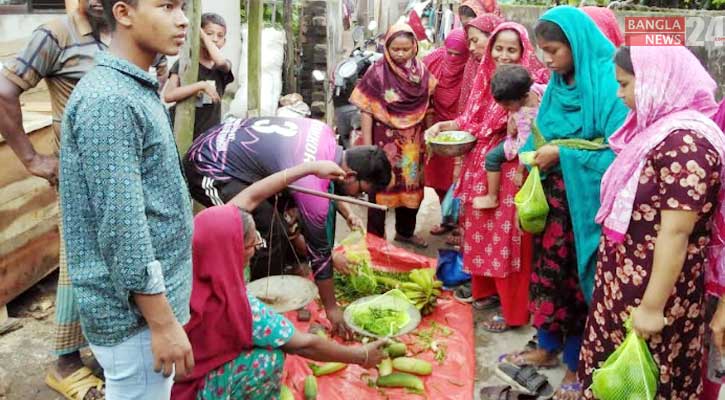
<box><xmin>624</xmin><ymin>16</ymin><xmax>725</xmax><ymax>46</ymax></box>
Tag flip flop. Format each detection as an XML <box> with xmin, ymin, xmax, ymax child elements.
<box><xmin>472</xmin><ymin>296</ymin><xmax>501</xmax><ymax>310</ymax></box>
<box><xmin>480</xmin><ymin>385</ymin><xmax>537</xmax><ymax>400</ymax></box>
<box><xmin>45</xmin><ymin>367</ymin><xmax>104</xmax><ymax>400</ymax></box>
<box><xmin>482</xmin><ymin>314</ymin><xmax>510</xmax><ymax>333</ymax></box>
<box><xmin>497</xmin><ymin>350</ymin><xmax>560</xmax><ymax>369</ymax></box>
<box><xmin>394</xmin><ymin>234</ymin><xmax>429</xmax><ymax>249</ymax></box>
<box><xmin>430</xmin><ymin>224</ymin><xmax>454</xmax><ymax>236</ymax></box>
<box><xmin>453</xmin><ymin>282</ymin><xmax>473</xmax><ymax>303</ymax></box>
<box><xmin>495</xmin><ymin>363</ymin><xmax>555</xmax><ymax>399</ymax></box>
<box><xmin>553</xmin><ymin>382</ymin><xmax>583</xmax><ymax>400</ymax></box>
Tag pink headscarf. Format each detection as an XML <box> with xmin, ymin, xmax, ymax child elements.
<box><xmin>714</xmin><ymin>100</ymin><xmax>725</xmax><ymax>131</ymax></box>
<box><xmin>458</xmin><ymin>14</ymin><xmax>505</xmax><ymax>113</ymax></box>
<box><xmin>582</xmin><ymin>6</ymin><xmax>624</xmax><ymax>47</ymax></box>
<box><xmin>454</xmin><ymin>21</ymin><xmax>550</xmax><ymax>202</ymax></box>
<box><xmin>423</xmin><ymin>29</ymin><xmax>469</xmax><ymax>121</ymax></box>
<box><xmin>595</xmin><ymin>46</ymin><xmax>725</xmax><ymax>294</ymax></box>
<box><xmin>461</xmin><ymin>0</ymin><xmax>503</xmax><ymax>18</ymax></box>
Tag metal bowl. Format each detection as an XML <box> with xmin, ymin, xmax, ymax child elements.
<box><xmin>343</xmin><ymin>294</ymin><xmax>422</xmax><ymax>339</ymax></box>
<box><xmin>247</xmin><ymin>275</ymin><xmax>319</xmax><ymax>313</ymax></box>
<box><xmin>428</xmin><ymin>131</ymin><xmax>477</xmax><ymax>157</ymax></box>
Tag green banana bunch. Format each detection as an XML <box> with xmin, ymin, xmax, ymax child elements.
<box><xmin>400</xmin><ymin>268</ymin><xmax>443</xmax><ymax>316</ymax></box>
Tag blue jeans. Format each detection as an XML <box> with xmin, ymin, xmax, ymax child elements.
<box><xmin>89</xmin><ymin>328</ymin><xmax>173</xmax><ymax>400</ymax></box>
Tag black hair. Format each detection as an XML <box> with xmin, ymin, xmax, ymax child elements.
<box><xmin>614</xmin><ymin>46</ymin><xmax>634</xmax><ymax>75</ymax></box>
<box><xmin>534</xmin><ymin>20</ymin><xmax>570</xmax><ymax>48</ymax></box>
<box><xmin>201</xmin><ymin>12</ymin><xmax>227</xmax><ymax>31</ymax></box>
<box><xmin>237</xmin><ymin>208</ymin><xmax>256</xmax><ymax>242</ymax></box>
<box><xmin>344</xmin><ymin>146</ymin><xmax>392</xmax><ymax>190</ymax></box>
<box><xmin>458</xmin><ymin>5</ymin><xmax>477</xmax><ymax>19</ymax></box>
<box><xmin>491</xmin><ymin>64</ymin><xmax>534</xmax><ymax>103</ymax></box>
<box><xmin>102</xmin><ymin>0</ymin><xmax>137</xmax><ymax>30</ymax></box>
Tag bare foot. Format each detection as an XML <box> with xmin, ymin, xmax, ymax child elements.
<box><xmin>500</xmin><ymin>348</ymin><xmax>560</xmax><ymax>369</ymax></box>
<box><xmin>472</xmin><ymin>195</ymin><xmax>499</xmax><ymax>209</ymax></box>
<box><xmin>553</xmin><ymin>370</ymin><xmax>581</xmax><ymax>400</ymax></box>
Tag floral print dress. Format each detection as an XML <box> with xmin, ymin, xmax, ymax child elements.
<box><xmin>579</xmin><ymin>130</ymin><xmax>722</xmax><ymax>399</ymax></box>
<box><xmin>196</xmin><ymin>294</ymin><xmax>296</xmax><ymax>400</ymax></box>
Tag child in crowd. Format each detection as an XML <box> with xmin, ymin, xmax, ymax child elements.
<box><xmin>473</xmin><ymin>64</ymin><xmax>545</xmax><ymax>209</ymax></box>
<box><xmin>164</xmin><ymin>12</ymin><xmax>234</xmax><ymax>140</ymax></box>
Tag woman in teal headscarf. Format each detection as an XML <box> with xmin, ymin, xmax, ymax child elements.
<box><xmin>498</xmin><ymin>6</ymin><xmax>628</xmax><ymax>399</ymax></box>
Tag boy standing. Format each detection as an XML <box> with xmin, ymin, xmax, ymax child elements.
<box><xmin>60</xmin><ymin>1</ymin><xmax>194</xmax><ymax>399</ymax></box>
<box><xmin>164</xmin><ymin>12</ymin><xmax>234</xmax><ymax>140</ymax></box>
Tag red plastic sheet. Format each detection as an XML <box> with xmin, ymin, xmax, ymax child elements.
<box><xmin>282</xmin><ymin>234</ymin><xmax>475</xmax><ymax>399</ymax></box>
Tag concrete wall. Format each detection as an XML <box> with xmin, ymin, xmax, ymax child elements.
<box><xmin>0</xmin><ymin>14</ymin><xmax>57</xmax><ymax>42</ymax></box>
<box><xmin>500</xmin><ymin>5</ymin><xmax>725</xmax><ymax>99</ymax></box>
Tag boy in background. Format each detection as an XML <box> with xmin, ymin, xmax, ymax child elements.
<box><xmin>164</xmin><ymin>12</ymin><xmax>234</xmax><ymax>140</ymax></box>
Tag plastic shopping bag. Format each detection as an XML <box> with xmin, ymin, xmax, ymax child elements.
<box><xmin>436</xmin><ymin>249</ymin><xmax>470</xmax><ymax>287</ymax></box>
<box><xmin>591</xmin><ymin>320</ymin><xmax>659</xmax><ymax>400</ymax></box>
<box><xmin>514</xmin><ymin>166</ymin><xmax>549</xmax><ymax>234</ymax></box>
<box><xmin>441</xmin><ymin>183</ymin><xmax>460</xmax><ymax>225</ymax></box>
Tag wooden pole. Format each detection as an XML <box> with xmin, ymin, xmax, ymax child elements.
<box><xmin>173</xmin><ymin>0</ymin><xmax>202</xmax><ymax>155</ymax></box>
<box><xmin>247</xmin><ymin>0</ymin><xmax>263</xmax><ymax>117</ymax></box>
<box><xmin>288</xmin><ymin>185</ymin><xmax>388</xmax><ymax>211</ymax></box>
<box><xmin>283</xmin><ymin>0</ymin><xmax>297</xmax><ymax>94</ymax></box>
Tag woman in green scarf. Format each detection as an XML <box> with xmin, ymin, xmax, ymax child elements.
<box><xmin>498</xmin><ymin>6</ymin><xmax>628</xmax><ymax>399</ymax></box>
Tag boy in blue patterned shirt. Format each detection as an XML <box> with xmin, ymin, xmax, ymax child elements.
<box><xmin>59</xmin><ymin>1</ymin><xmax>193</xmax><ymax>398</ymax></box>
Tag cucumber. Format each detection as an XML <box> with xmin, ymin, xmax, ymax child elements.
<box><xmin>378</xmin><ymin>358</ymin><xmax>393</xmax><ymax>376</ymax></box>
<box><xmin>280</xmin><ymin>384</ymin><xmax>294</xmax><ymax>400</ymax></box>
<box><xmin>376</xmin><ymin>372</ymin><xmax>425</xmax><ymax>392</ymax></box>
<box><xmin>392</xmin><ymin>357</ymin><xmax>433</xmax><ymax>376</ymax></box>
<box><xmin>304</xmin><ymin>375</ymin><xmax>317</xmax><ymax>400</ymax></box>
<box><xmin>384</xmin><ymin>342</ymin><xmax>407</xmax><ymax>358</ymax></box>
<box><xmin>308</xmin><ymin>362</ymin><xmax>347</xmax><ymax>376</ymax></box>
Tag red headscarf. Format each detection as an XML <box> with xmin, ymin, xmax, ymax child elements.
<box><xmin>423</xmin><ymin>29</ymin><xmax>469</xmax><ymax>121</ymax></box>
<box><xmin>349</xmin><ymin>23</ymin><xmax>437</xmax><ymax>129</ymax></box>
<box><xmin>171</xmin><ymin>204</ymin><xmax>253</xmax><ymax>400</ymax></box>
<box><xmin>461</xmin><ymin>0</ymin><xmax>503</xmax><ymax>18</ymax></box>
<box><xmin>455</xmin><ymin>21</ymin><xmax>550</xmax><ymax>202</ymax></box>
<box><xmin>458</xmin><ymin>14</ymin><xmax>505</xmax><ymax>113</ymax></box>
<box><xmin>582</xmin><ymin>6</ymin><xmax>624</xmax><ymax>47</ymax></box>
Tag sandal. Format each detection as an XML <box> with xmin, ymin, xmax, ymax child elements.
<box><xmin>553</xmin><ymin>382</ymin><xmax>583</xmax><ymax>400</ymax></box>
<box><xmin>394</xmin><ymin>233</ymin><xmax>428</xmax><ymax>249</ymax></box>
<box><xmin>480</xmin><ymin>385</ymin><xmax>537</xmax><ymax>400</ymax></box>
<box><xmin>472</xmin><ymin>296</ymin><xmax>501</xmax><ymax>311</ymax></box>
<box><xmin>453</xmin><ymin>282</ymin><xmax>473</xmax><ymax>303</ymax></box>
<box><xmin>45</xmin><ymin>367</ymin><xmax>104</xmax><ymax>400</ymax></box>
<box><xmin>482</xmin><ymin>314</ymin><xmax>510</xmax><ymax>333</ymax></box>
<box><xmin>430</xmin><ymin>224</ymin><xmax>454</xmax><ymax>236</ymax></box>
<box><xmin>495</xmin><ymin>363</ymin><xmax>555</xmax><ymax>398</ymax></box>
<box><xmin>498</xmin><ymin>350</ymin><xmax>560</xmax><ymax>369</ymax></box>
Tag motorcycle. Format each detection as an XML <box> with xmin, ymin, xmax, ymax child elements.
<box><xmin>331</xmin><ymin>20</ymin><xmax>382</xmax><ymax>148</ymax></box>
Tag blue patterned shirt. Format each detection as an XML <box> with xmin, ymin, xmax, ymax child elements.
<box><xmin>59</xmin><ymin>51</ymin><xmax>193</xmax><ymax>346</ymax></box>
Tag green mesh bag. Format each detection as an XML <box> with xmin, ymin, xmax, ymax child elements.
<box><xmin>514</xmin><ymin>166</ymin><xmax>549</xmax><ymax>234</ymax></box>
<box><xmin>590</xmin><ymin>320</ymin><xmax>659</xmax><ymax>400</ymax></box>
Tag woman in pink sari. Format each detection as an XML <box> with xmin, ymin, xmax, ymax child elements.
<box><xmin>427</xmin><ymin>22</ymin><xmax>549</xmax><ymax>331</ymax></box>
<box><xmin>580</xmin><ymin>45</ymin><xmax>724</xmax><ymax>398</ymax></box>
<box><xmin>458</xmin><ymin>0</ymin><xmax>503</xmax><ymax>24</ymax></box>
<box><xmin>581</xmin><ymin>6</ymin><xmax>624</xmax><ymax>47</ymax></box>
<box><xmin>423</xmin><ymin>29</ymin><xmax>469</xmax><ymax>236</ymax></box>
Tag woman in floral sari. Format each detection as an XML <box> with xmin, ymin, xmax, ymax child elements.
<box><xmin>350</xmin><ymin>23</ymin><xmax>436</xmax><ymax>248</ymax></box>
<box><xmin>423</xmin><ymin>28</ymin><xmax>468</xmax><ymax>236</ymax></box>
<box><xmin>498</xmin><ymin>7</ymin><xmax>629</xmax><ymax>399</ymax></box>
<box><xmin>171</xmin><ymin>162</ymin><xmax>387</xmax><ymax>400</ymax></box>
<box><xmin>580</xmin><ymin>45</ymin><xmax>724</xmax><ymax>399</ymax></box>
<box><xmin>426</xmin><ymin>21</ymin><xmax>548</xmax><ymax>331</ymax></box>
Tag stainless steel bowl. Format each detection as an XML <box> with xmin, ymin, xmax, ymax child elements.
<box><xmin>428</xmin><ymin>131</ymin><xmax>477</xmax><ymax>157</ymax></box>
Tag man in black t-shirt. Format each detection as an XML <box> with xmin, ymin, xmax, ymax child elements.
<box><xmin>164</xmin><ymin>12</ymin><xmax>234</xmax><ymax>139</ymax></box>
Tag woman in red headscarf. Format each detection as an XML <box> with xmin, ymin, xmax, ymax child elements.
<box><xmin>423</xmin><ymin>28</ymin><xmax>469</xmax><ymax>235</ymax></box>
<box><xmin>350</xmin><ymin>23</ymin><xmax>437</xmax><ymax>248</ymax></box>
<box><xmin>459</xmin><ymin>0</ymin><xmax>503</xmax><ymax>24</ymax></box>
<box><xmin>581</xmin><ymin>6</ymin><xmax>624</xmax><ymax>47</ymax></box>
<box><xmin>426</xmin><ymin>21</ymin><xmax>549</xmax><ymax>332</ymax></box>
<box><xmin>171</xmin><ymin>161</ymin><xmax>387</xmax><ymax>400</ymax></box>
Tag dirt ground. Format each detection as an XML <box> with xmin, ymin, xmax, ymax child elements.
<box><xmin>0</xmin><ymin>188</ymin><xmax>570</xmax><ymax>400</ymax></box>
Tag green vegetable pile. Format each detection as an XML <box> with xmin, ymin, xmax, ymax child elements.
<box><xmin>348</xmin><ymin>289</ymin><xmax>411</xmax><ymax>337</ymax></box>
